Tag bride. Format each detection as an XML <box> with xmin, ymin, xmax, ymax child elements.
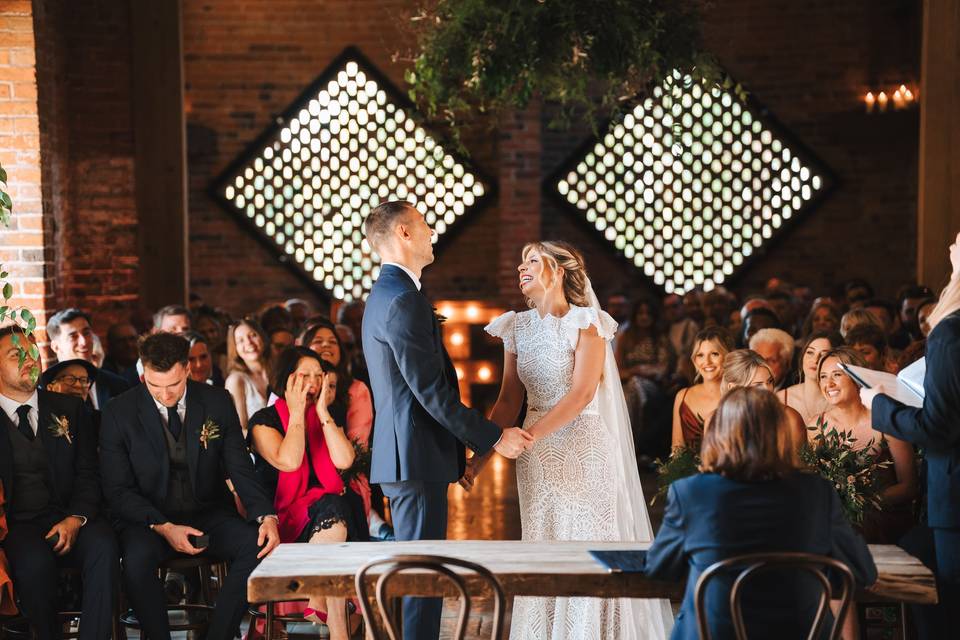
<box><xmin>461</xmin><ymin>240</ymin><xmax>673</xmax><ymax>639</ymax></box>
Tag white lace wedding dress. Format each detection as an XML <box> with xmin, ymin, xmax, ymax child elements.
<box><xmin>486</xmin><ymin>306</ymin><xmax>672</xmax><ymax>640</ymax></box>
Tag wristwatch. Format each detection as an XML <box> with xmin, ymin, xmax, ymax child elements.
<box><xmin>256</xmin><ymin>514</ymin><xmax>279</xmax><ymax>524</ymax></box>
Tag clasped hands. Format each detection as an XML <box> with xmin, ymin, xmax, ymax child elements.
<box><xmin>460</xmin><ymin>427</ymin><xmax>534</xmax><ymax>492</ymax></box>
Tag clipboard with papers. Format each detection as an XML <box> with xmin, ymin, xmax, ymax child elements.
<box><xmin>838</xmin><ymin>357</ymin><xmax>926</xmax><ymax>408</ymax></box>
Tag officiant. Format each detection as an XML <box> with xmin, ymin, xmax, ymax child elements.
<box><xmin>861</xmin><ymin>231</ymin><xmax>960</xmax><ymax>639</ymax></box>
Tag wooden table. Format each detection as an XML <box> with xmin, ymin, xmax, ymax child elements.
<box><xmin>248</xmin><ymin>541</ymin><xmax>937</xmax><ymax>605</ymax></box>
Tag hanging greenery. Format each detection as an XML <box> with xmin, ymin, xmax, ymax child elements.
<box><xmin>404</xmin><ymin>0</ymin><xmax>733</xmax><ymax>133</ymax></box>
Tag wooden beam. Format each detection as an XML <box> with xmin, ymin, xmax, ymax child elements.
<box><xmin>918</xmin><ymin>0</ymin><xmax>960</xmax><ymax>287</ymax></box>
<box><xmin>130</xmin><ymin>0</ymin><xmax>188</xmax><ymax>308</ymax></box>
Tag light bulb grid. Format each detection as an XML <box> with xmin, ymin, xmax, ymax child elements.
<box><xmin>555</xmin><ymin>70</ymin><xmax>828</xmax><ymax>294</ymax></box>
<box><xmin>214</xmin><ymin>49</ymin><xmax>489</xmax><ymax>301</ymax></box>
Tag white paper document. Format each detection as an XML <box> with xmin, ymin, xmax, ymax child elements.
<box><xmin>839</xmin><ymin>357</ymin><xmax>925</xmax><ymax>408</ymax></box>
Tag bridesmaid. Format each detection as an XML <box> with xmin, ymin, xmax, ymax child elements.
<box><xmin>670</xmin><ymin>327</ymin><xmax>735</xmax><ymax>448</ymax></box>
<box><xmin>780</xmin><ymin>331</ymin><xmax>844</xmax><ymax>425</ymax></box>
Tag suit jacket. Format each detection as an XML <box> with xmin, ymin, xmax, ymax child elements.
<box><xmin>872</xmin><ymin>309</ymin><xmax>960</xmax><ymax>528</ymax></box>
<box><xmin>362</xmin><ymin>264</ymin><xmax>501</xmax><ymax>484</ymax></box>
<box><xmin>0</xmin><ymin>390</ymin><xmax>100</xmax><ymax>522</ymax></box>
<box><xmin>644</xmin><ymin>472</ymin><xmax>876</xmax><ymax>640</ymax></box>
<box><xmin>99</xmin><ymin>380</ymin><xmax>273</xmax><ymax>528</ymax></box>
<box><xmin>95</xmin><ymin>368</ymin><xmax>133</xmax><ymax>411</ymax></box>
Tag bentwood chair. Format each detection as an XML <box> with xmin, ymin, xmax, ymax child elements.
<box><xmin>693</xmin><ymin>552</ymin><xmax>855</xmax><ymax>640</ymax></box>
<box><xmin>355</xmin><ymin>554</ymin><xmax>506</xmax><ymax>640</ymax></box>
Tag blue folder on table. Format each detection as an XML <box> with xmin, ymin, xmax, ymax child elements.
<box><xmin>588</xmin><ymin>550</ymin><xmax>648</xmax><ymax>574</ymax></box>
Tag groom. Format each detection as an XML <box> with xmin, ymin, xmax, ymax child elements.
<box><xmin>363</xmin><ymin>201</ymin><xmax>533</xmax><ymax>639</ymax></box>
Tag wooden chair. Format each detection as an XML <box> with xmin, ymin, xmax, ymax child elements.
<box><xmin>694</xmin><ymin>552</ymin><xmax>855</xmax><ymax>640</ymax></box>
<box><xmin>355</xmin><ymin>554</ymin><xmax>506</xmax><ymax>640</ymax></box>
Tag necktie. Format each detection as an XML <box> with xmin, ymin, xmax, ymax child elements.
<box><xmin>16</xmin><ymin>405</ymin><xmax>33</xmax><ymax>441</ymax></box>
<box><xmin>166</xmin><ymin>405</ymin><xmax>182</xmax><ymax>441</ymax></box>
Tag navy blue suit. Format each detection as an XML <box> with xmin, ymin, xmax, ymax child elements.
<box><xmin>644</xmin><ymin>472</ymin><xmax>876</xmax><ymax>640</ymax></box>
<box><xmin>363</xmin><ymin>264</ymin><xmax>501</xmax><ymax>639</ymax></box>
<box><xmin>871</xmin><ymin>310</ymin><xmax>960</xmax><ymax>636</ymax></box>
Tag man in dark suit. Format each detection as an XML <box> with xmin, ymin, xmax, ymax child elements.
<box><xmin>46</xmin><ymin>308</ymin><xmax>132</xmax><ymax>410</ymax></box>
<box><xmin>99</xmin><ymin>332</ymin><xmax>280</xmax><ymax>640</ymax></box>
<box><xmin>362</xmin><ymin>201</ymin><xmax>533</xmax><ymax>639</ymax></box>
<box><xmin>0</xmin><ymin>326</ymin><xmax>118</xmax><ymax>640</ymax></box>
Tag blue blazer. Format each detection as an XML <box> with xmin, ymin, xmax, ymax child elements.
<box><xmin>644</xmin><ymin>472</ymin><xmax>877</xmax><ymax>640</ymax></box>
<box><xmin>362</xmin><ymin>265</ymin><xmax>501</xmax><ymax>484</ymax></box>
<box><xmin>872</xmin><ymin>310</ymin><xmax>960</xmax><ymax>528</ymax></box>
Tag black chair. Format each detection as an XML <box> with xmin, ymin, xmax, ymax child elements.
<box><xmin>355</xmin><ymin>554</ymin><xmax>506</xmax><ymax>640</ymax></box>
<box><xmin>694</xmin><ymin>552</ymin><xmax>855</xmax><ymax>640</ymax></box>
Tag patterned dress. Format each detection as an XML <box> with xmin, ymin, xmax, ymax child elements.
<box><xmin>487</xmin><ymin>306</ymin><xmax>666</xmax><ymax>640</ymax></box>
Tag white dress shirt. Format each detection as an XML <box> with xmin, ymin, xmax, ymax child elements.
<box><xmin>153</xmin><ymin>388</ymin><xmax>187</xmax><ymax>426</ymax></box>
<box><xmin>0</xmin><ymin>390</ymin><xmax>39</xmax><ymax>436</ymax></box>
<box><xmin>383</xmin><ymin>262</ymin><xmax>422</xmax><ymax>291</ymax></box>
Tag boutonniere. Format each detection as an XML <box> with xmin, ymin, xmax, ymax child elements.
<box><xmin>199</xmin><ymin>419</ymin><xmax>221</xmax><ymax>450</ymax></box>
<box><xmin>47</xmin><ymin>415</ymin><xmax>72</xmax><ymax>444</ymax></box>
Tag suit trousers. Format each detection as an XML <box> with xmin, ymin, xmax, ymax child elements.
<box><xmin>380</xmin><ymin>481</ymin><xmax>449</xmax><ymax>640</ymax></box>
<box><xmin>3</xmin><ymin>511</ymin><xmax>119</xmax><ymax>640</ymax></box>
<box><xmin>119</xmin><ymin>509</ymin><xmax>262</xmax><ymax>640</ymax></box>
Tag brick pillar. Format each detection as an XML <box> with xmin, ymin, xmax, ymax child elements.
<box><xmin>0</xmin><ymin>1</ymin><xmax>52</xmax><ymax>332</ymax></box>
<box><xmin>497</xmin><ymin>103</ymin><xmax>542</xmax><ymax>307</ymax></box>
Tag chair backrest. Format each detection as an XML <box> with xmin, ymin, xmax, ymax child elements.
<box><xmin>693</xmin><ymin>552</ymin><xmax>854</xmax><ymax>640</ymax></box>
<box><xmin>355</xmin><ymin>554</ymin><xmax>506</xmax><ymax>640</ymax></box>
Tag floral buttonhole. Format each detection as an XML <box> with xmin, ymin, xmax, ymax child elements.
<box><xmin>199</xmin><ymin>419</ymin><xmax>221</xmax><ymax>450</ymax></box>
<box><xmin>48</xmin><ymin>415</ymin><xmax>72</xmax><ymax>444</ymax></box>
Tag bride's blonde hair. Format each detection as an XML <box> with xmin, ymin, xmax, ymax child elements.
<box><xmin>928</xmin><ymin>275</ymin><xmax>960</xmax><ymax>330</ymax></box>
<box><xmin>522</xmin><ymin>241</ymin><xmax>591</xmax><ymax>308</ymax></box>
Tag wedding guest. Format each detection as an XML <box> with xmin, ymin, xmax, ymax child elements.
<box><xmin>844</xmin><ymin>278</ymin><xmax>874</xmax><ymax>309</ymax></box>
<box><xmin>865</xmin><ymin>298</ymin><xmax>910</xmax><ymax>350</ymax></box>
<box><xmin>767</xmin><ymin>287</ymin><xmax>798</xmax><ymax>335</ymax></box>
<box><xmin>739</xmin><ymin>307</ymin><xmax>780</xmax><ymax>348</ymax></box>
<box><xmin>268</xmin><ymin>327</ymin><xmax>295</xmax><ymax>359</ymax></box>
<box><xmin>99</xmin><ymin>332</ymin><xmax>280</xmax><ymax>640</ymax></box>
<box><xmin>284</xmin><ymin>298</ymin><xmax>313</xmax><ymax>328</ymax></box>
<box><xmin>671</xmin><ymin>327</ymin><xmax>734</xmax><ymax>447</ymax></box>
<box><xmin>248</xmin><ymin>347</ymin><xmax>368</xmax><ymax>637</ymax></box>
<box><xmin>152</xmin><ymin>305</ymin><xmax>192</xmax><ymax>335</ymax></box>
<box><xmin>0</xmin><ymin>326</ymin><xmax>119</xmax><ymax>640</ymax></box>
<box><xmin>46</xmin><ymin>308</ymin><xmax>131</xmax><ymax>410</ymax></box>
<box><xmin>918</xmin><ymin>298</ymin><xmax>937</xmax><ymax>338</ymax></box>
<box><xmin>183</xmin><ymin>331</ymin><xmax>224</xmax><ymax>387</ymax></box>
<box><xmin>844</xmin><ymin>324</ymin><xmax>896</xmax><ymax>373</ymax></box>
<box><xmin>194</xmin><ymin>305</ymin><xmax>229</xmax><ymax>375</ymax></box>
<box><xmin>90</xmin><ymin>335</ymin><xmax>105</xmax><ymax>368</ymax></box>
<box><xmin>801</xmin><ymin>300</ymin><xmax>841</xmax><ymax>337</ymax></box>
<box><xmin>862</xmin><ymin>232</ymin><xmax>960</xmax><ymax>637</ymax></box>
<box><xmin>102</xmin><ymin>322</ymin><xmax>140</xmax><ymax>383</ymax></box>
<box><xmin>616</xmin><ymin>297</ymin><xmax>675</xmax><ymax>458</ymax></box>
<box><xmin>644</xmin><ymin>386</ymin><xmax>877</xmax><ymax>640</ymax></box>
<box><xmin>780</xmin><ymin>331</ymin><xmax>843</xmax><ymax>425</ymax></box>
<box><xmin>336</xmin><ymin>301</ymin><xmax>369</xmax><ymax>386</ymax></box>
<box><xmin>720</xmin><ymin>349</ymin><xmax>807</xmax><ymax>446</ymax></box>
<box><xmin>683</xmin><ymin>290</ymin><xmax>705</xmax><ymax>326</ymax></box>
<box><xmin>224</xmin><ymin>319</ymin><xmax>271</xmax><ymax>437</ymax></box>
<box><xmin>840</xmin><ymin>308</ymin><xmax>882</xmax><ymax>339</ymax></box>
<box><xmin>664</xmin><ymin>293</ymin><xmax>698</xmax><ymax>381</ymax></box>
<box><xmin>749</xmin><ymin>328</ymin><xmax>795</xmax><ymax>390</ymax></box>
<box><xmin>898</xmin><ymin>285</ymin><xmax>936</xmax><ymax>342</ymax></box>
<box><xmin>259</xmin><ymin>304</ymin><xmax>295</xmax><ymax>335</ymax></box>
<box><xmin>817</xmin><ymin>348</ymin><xmax>917</xmax><ymax>543</ymax></box>
<box><xmin>40</xmin><ymin>359</ymin><xmax>99</xmax><ymax>436</ymax></box>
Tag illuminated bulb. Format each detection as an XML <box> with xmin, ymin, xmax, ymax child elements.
<box><xmin>466</xmin><ymin>304</ymin><xmax>480</xmax><ymax>320</ymax></box>
<box><xmin>439</xmin><ymin>305</ymin><xmax>455</xmax><ymax>319</ymax></box>
<box><xmin>450</xmin><ymin>332</ymin><xmax>465</xmax><ymax>346</ymax></box>
<box><xmin>864</xmin><ymin>92</ymin><xmax>875</xmax><ymax>114</ymax></box>
<box><xmin>477</xmin><ymin>366</ymin><xmax>492</xmax><ymax>382</ymax></box>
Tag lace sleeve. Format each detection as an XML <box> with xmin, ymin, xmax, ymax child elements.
<box><xmin>563</xmin><ymin>306</ymin><xmax>619</xmax><ymax>349</ymax></box>
<box><xmin>484</xmin><ymin>311</ymin><xmax>518</xmax><ymax>355</ymax></box>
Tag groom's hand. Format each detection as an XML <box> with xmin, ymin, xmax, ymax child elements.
<box><xmin>494</xmin><ymin>427</ymin><xmax>534</xmax><ymax>459</ymax></box>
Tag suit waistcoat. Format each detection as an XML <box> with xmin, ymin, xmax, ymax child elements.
<box><xmin>161</xmin><ymin>421</ymin><xmax>201</xmax><ymax>516</ymax></box>
<box><xmin>6</xmin><ymin>422</ymin><xmax>52</xmax><ymax>520</ymax></box>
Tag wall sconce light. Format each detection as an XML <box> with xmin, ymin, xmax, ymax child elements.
<box><xmin>864</xmin><ymin>84</ymin><xmax>917</xmax><ymax>113</ymax></box>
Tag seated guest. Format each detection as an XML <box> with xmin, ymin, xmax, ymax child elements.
<box><xmin>153</xmin><ymin>305</ymin><xmax>192</xmax><ymax>335</ymax></box>
<box><xmin>284</xmin><ymin>298</ymin><xmax>313</xmax><ymax>328</ymax></box>
<box><xmin>269</xmin><ymin>327</ymin><xmax>295</xmax><ymax>359</ymax></box>
<box><xmin>898</xmin><ymin>285</ymin><xmax>936</xmax><ymax>343</ymax></box>
<box><xmin>864</xmin><ymin>298</ymin><xmax>910</xmax><ymax>351</ymax></box>
<box><xmin>839</xmin><ymin>308</ymin><xmax>882</xmax><ymax>339</ymax></box>
<box><xmin>193</xmin><ymin>305</ymin><xmax>229</xmax><ymax>374</ymax></box>
<box><xmin>99</xmin><ymin>332</ymin><xmax>280</xmax><ymax>640</ymax></box>
<box><xmin>183</xmin><ymin>331</ymin><xmax>224</xmax><ymax>387</ymax></box>
<box><xmin>248</xmin><ymin>347</ymin><xmax>367</xmax><ymax>637</ymax></box>
<box><xmin>781</xmin><ymin>331</ymin><xmax>844</xmax><ymax>426</ymax></box>
<box><xmin>719</xmin><ymin>349</ymin><xmax>806</xmax><ymax>446</ymax></box>
<box><xmin>844</xmin><ymin>323</ymin><xmax>897</xmax><ymax>373</ymax></box>
<box><xmin>644</xmin><ymin>386</ymin><xmax>877</xmax><ymax>640</ymax></box>
<box><xmin>739</xmin><ymin>307</ymin><xmax>780</xmax><ymax>348</ymax></box>
<box><xmin>801</xmin><ymin>300</ymin><xmax>841</xmax><ymax>337</ymax></box>
<box><xmin>224</xmin><ymin>318</ymin><xmax>271</xmax><ymax>437</ymax></box>
<box><xmin>40</xmin><ymin>359</ymin><xmax>100</xmax><ymax>438</ymax></box>
<box><xmin>102</xmin><ymin>323</ymin><xmax>140</xmax><ymax>385</ymax></box>
<box><xmin>0</xmin><ymin>326</ymin><xmax>118</xmax><ymax>640</ymax></box>
<box><xmin>46</xmin><ymin>308</ymin><xmax>131</xmax><ymax>410</ymax></box>
<box><xmin>817</xmin><ymin>348</ymin><xmax>917</xmax><ymax>543</ymax></box>
<box><xmin>671</xmin><ymin>327</ymin><xmax>735</xmax><ymax>448</ymax></box>
<box><xmin>664</xmin><ymin>293</ymin><xmax>698</xmax><ymax>382</ymax></box>
<box><xmin>767</xmin><ymin>287</ymin><xmax>798</xmax><ymax>336</ymax></box>
<box><xmin>917</xmin><ymin>298</ymin><xmax>937</xmax><ymax>338</ymax></box>
<box><xmin>749</xmin><ymin>328</ymin><xmax>795</xmax><ymax>390</ymax></box>
<box><xmin>844</xmin><ymin>278</ymin><xmax>875</xmax><ymax>310</ymax></box>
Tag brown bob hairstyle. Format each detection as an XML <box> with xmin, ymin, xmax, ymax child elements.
<box><xmin>700</xmin><ymin>386</ymin><xmax>800</xmax><ymax>481</ymax></box>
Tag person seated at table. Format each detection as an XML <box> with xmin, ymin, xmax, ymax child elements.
<box><xmin>671</xmin><ymin>327</ymin><xmax>735</xmax><ymax>448</ymax></box>
<box><xmin>644</xmin><ymin>386</ymin><xmax>877</xmax><ymax>640</ymax></box>
<box><xmin>247</xmin><ymin>346</ymin><xmax>369</xmax><ymax>639</ymax></box>
<box><xmin>719</xmin><ymin>349</ymin><xmax>806</xmax><ymax>447</ymax></box>
<box><xmin>816</xmin><ymin>348</ymin><xmax>917</xmax><ymax>544</ymax></box>
<box><xmin>780</xmin><ymin>331</ymin><xmax>843</xmax><ymax>426</ymax></box>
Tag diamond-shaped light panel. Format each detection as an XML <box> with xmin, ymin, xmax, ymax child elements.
<box><xmin>214</xmin><ymin>49</ymin><xmax>489</xmax><ymax>301</ymax></box>
<box><xmin>555</xmin><ymin>70</ymin><xmax>830</xmax><ymax>294</ymax></box>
